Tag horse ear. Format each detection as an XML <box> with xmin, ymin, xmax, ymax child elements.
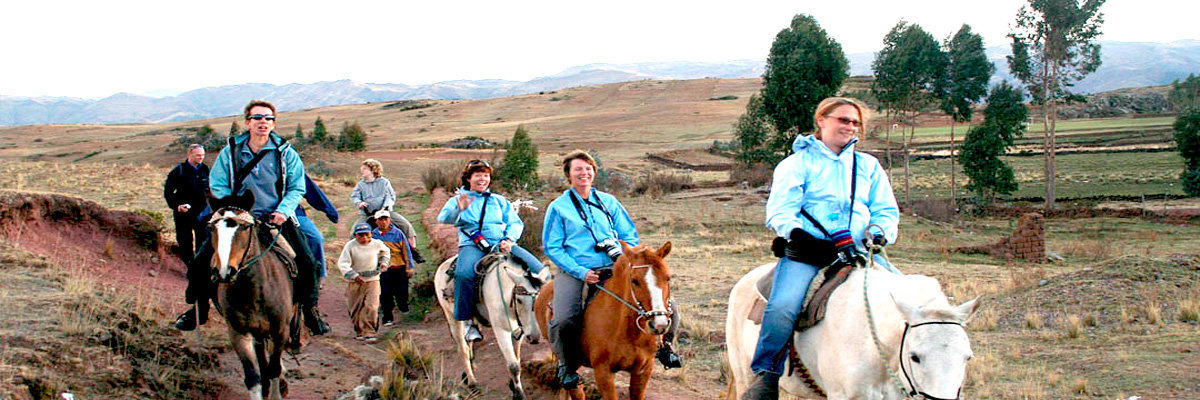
<box><xmin>891</xmin><ymin>292</ymin><xmax>923</xmax><ymax>322</ymax></box>
<box><xmin>620</xmin><ymin>240</ymin><xmax>634</xmax><ymax>255</ymax></box>
<box><xmin>956</xmin><ymin>296</ymin><xmax>982</xmax><ymax>324</ymax></box>
<box><xmin>656</xmin><ymin>241</ymin><xmax>672</xmax><ymax>258</ymax></box>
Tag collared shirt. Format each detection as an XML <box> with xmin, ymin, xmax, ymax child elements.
<box><xmin>209</xmin><ymin>132</ymin><xmax>306</xmax><ymax>219</ymax></box>
<box><xmin>436</xmin><ymin>187</ymin><xmax>524</xmax><ymax>247</ymax></box>
<box><xmin>542</xmin><ymin>187</ymin><xmax>639</xmax><ymax>281</ymax></box>
<box><xmin>372</xmin><ymin>226</ymin><xmax>412</xmax><ymax>269</ymax></box>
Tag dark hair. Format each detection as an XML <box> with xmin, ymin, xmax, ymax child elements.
<box><xmin>459</xmin><ymin>159</ymin><xmax>493</xmax><ymax>189</ymax></box>
<box><xmin>243</xmin><ymin>99</ymin><xmax>277</xmax><ymax>120</ymax></box>
<box><xmin>561</xmin><ymin>150</ymin><xmax>597</xmax><ymax>179</ymax></box>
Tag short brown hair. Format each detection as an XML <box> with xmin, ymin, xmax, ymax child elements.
<box><xmin>361</xmin><ymin>159</ymin><xmax>383</xmax><ymax>178</ymax></box>
<box><xmin>812</xmin><ymin>97</ymin><xmax>869</xmax><ymax>139</ymax></box>
<box><xmin>561</xmin><ymin>150</ymin><xmax>597</xmax><ymax>179</ymax></box>
<box><xmin>243</xmin><ymin>100</ymin><xmax>277</xmax><ymax>120</ymax></box>
<box><xmin>460</xmin><ymin>159</ymin><xmax>493</xmax><ymax>189</ymax></box>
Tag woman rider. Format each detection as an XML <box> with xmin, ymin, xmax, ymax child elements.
<box><xmin>742</xmin><ymin>97</ymin><xmax>900</xmax><ymax>400</ymax></box>
<box><xmin>436</xmin><ymin>159</ymin><xmax>545</xmax><ymax>343</ymax></box>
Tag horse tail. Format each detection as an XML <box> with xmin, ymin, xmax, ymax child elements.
<box><xmin>533</xmin><ymin>279</ymin><xmax>555</xmax><ymax>346</ymax></box>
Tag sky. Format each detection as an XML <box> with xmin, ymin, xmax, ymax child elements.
<box><xmin>2</xmin><ymin>0</ymin><xmax>1196</xmax><ymax>99</ymax></box>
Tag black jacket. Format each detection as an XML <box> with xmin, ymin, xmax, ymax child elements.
<box><xmin>164</xmin><ymin>161</ymin><xmax>210</xmax><ymax>219</ymax></box>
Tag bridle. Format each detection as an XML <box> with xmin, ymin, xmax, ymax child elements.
<box><xmin>593</xmin><ymin>263</ymin><xmax>672</xmax><ymax>335</ymax></box>
<box><xmin>896</xmin><ymin>321</ymin><xmax>967</xmax><ymax>400</ymax></box>
<box><xmin>209</xmin><ymin>208</ymin><xmax>282</xmax><ymax>282</ymax></box>
<box><xmin>483</xmin><ymin>253</ymin><xmax>538</xmax><ymax>342</ymax></box>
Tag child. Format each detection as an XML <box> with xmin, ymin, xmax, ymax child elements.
<box><xmin>336</xmin><ymin>223</ymin><xmax>390</xmax><ymax>342</ymax></box>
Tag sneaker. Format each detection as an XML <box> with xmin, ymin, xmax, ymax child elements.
<box><xmin>354</xmin><ymin>336</ymin><xmax>364</xmax><ymax>341</ymax></box>
<box><xmin>556</xmin><ymin>362</ymin><xmax>581</xmax><ymax>390</ymax></box>
<box><xmin>412</xmin><ymin>250</ymin><xmax>426</xmax><ymax>264</ymax></box>
<box><xmin>303</xmin><ymin>305</ymin><xmax>331</xmax><ymax>336</ymax></box>
<box><xmin>656</xmin><ymin>342</ymin><xmax>683</xmax><ymax>369</ymax></box>
<box><xmin>463</xmin><ymin>321</ymin><xmax>483</xmax><ymax>343</ymax></box>
<box><xmin>172</xmin><ymin>304</ymin><xmax>208</xmax><ymax>331</ymax></box>
<box><xmin>382</xmin><ymin>321</ymin><xmax>396</xmax><ymax>328</ymax></box>
<box><xmin>364</xmin><ymin>336</ymin><xmax>378</xmax><ymax>343</ymax></box>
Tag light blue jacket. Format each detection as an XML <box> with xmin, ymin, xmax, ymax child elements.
<box><xmin>766</xmin><ymin>134</ymin><xmax>899</xmax><ymax>250</ymax></box>
<box><xmin>543</xmin><ymin>187</ymin><xmax>639</xmax><ymax>281</ymax></box>
<box><xmin>209</xmin><ymin>132</ymin><xmax>306</xmax><ymax>220</ymax></box>
<box><xmin>437</xmin><ymin>187</ymin><xmax>523</xmax><ymax>247</ymax></box>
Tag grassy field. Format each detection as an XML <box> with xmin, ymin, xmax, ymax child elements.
<box><xmin>903</xmin><ymin>116</ymin><xmax>1176</xmax><ymax>142</ymax></box>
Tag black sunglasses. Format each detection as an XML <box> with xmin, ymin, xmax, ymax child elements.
<box><xmin>833</xmin><ymin>116</ymin><xmax>861</xmax><ymax>128</ymax></box>
<box><xmin>247</xmin><ymin>114</ymin><xmax>276</xmax><ymax>121</ymax></box>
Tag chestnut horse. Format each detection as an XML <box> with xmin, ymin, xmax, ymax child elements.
<box><xmin>535</xmin><ymin>241</ymin><xmax>674</xmax><ymax>400</ymax></box>
<box><xmin>209</xmin><ymin>207</ymin><xmax>296</xmax><ymax>400</ymax></box>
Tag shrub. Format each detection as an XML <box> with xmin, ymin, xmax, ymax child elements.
<box><xmin>730</xmin><ymin>162</ymin><xmax>773</xmax><ymax>187</ymax></box>
<box><xmin>515</xmin><ymin>199</ymin><xmax>546</xmax><ymax>260</ymax></box>
<box><xmin>497</xmin><ymin>125</ymin><xmax>539</xmax><ymax>192</ymax></box>
<box><xmin>631</xmin><ymin>171</ymin><xmax>694</xmax><ymax>197</ymax></box>
<box><xmin>420</xmin><ymin>161</ymin><xmax>461</xmax><ymax>193</ymax></box>
<box><xmin>708</xmin><ymin>95</ymin><xmax>738</xmax><ymax>101</ymax></box>
<box><xmin>1183</xmin><ymin>167</ymin><xmax>1200</xmax><ymax>197</ymax></box>
<box><xmin>337</xmin><ymin>122</ymin><xmax>367</xmax><ymax>152</ymax></box>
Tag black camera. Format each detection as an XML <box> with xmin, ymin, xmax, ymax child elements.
<box><xmin>594</xmin><ymin>238</ymin><xmax>623</xmax><ymax>261</ymax></box>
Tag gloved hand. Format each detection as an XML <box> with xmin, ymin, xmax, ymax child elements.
<box><xmin>862</xmin><ymin>233</ymin><xmax>887</xmax><ymax>253</ymax></box>
<box><xmin>830</xmin><ymin>229</ymin><xmax>863</xmax><ymax>265</ymax></box>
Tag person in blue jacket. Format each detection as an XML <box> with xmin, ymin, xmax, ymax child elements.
<box><xmin>436</xmin><ymin>159</ymin><xmax>544</xmax><ymax>343</ymax></box>
<box><xmin>541</xmin><ymin>150</ymin><xmax>681</xmax><ymax>389</ymax></box>
<box><xmin>174</xmin><ymin>100</ymin><xmax>330</xmax><ymax>337</ymax></box>
<box><xmin>297</xmin><ymin>174</ymin><xmax>339</xmax><ymax>280</ymax></box>
<box><xmin>742</xmin><ymin>97</ymin><xmax>900</xmax><ymax>400</ymax></box>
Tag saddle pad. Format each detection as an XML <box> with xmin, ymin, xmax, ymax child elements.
<box><xmin>747</xmin><ymin>263</ymin><xmax>844</xmax><ymax>326</ymax></box>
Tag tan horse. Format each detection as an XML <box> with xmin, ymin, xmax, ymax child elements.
<box><xmin>209</xmin><ymin>207</ymin><xmax>296</xmax><ymax>400</ymax></box>
<box><xmin>535</xmin><ymin>241</ymin><xmax>674</xmax><ymax>400</ymax></box>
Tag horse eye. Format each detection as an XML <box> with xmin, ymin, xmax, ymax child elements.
<box><xmin>632</xmin><ymin>280</ymin><xmax>641</xmax><ymax>287</ymax></box>
<box><xmin>966</xmin><ymin>354</ymin><xmax>974</xmax><ymax>362</ymax></box>
<box><xmin>910</xmin><ymin>354</ymin><xmax>921</xmax><ymax>364</ymax></box>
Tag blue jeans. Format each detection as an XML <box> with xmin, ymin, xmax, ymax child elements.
<box><xmin>453</xmin><ymin>243</ymin><xmax>544</xmax><ymax>321</ymax></box>
<box><xmin>749</xmin><ymin>258</ymin><xmax>820</xmax><ymax>375</ymax></box>
<box><xmin>297</xmin><ymin>216</ymin><xmax>327</xmax><ymax>278</ymax></box>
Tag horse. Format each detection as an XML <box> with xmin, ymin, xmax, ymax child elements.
<box><xmin>434</xmin><ymin>251</ymin><xmax>546</xmax><ymax>399</ymax></box>
<box><xmin>534</xmin><ymin>241</ymin><xmax>674</xmax><ymax>400</ymax></box>
<box><xmin>725</xmin><ymin>261</ymin><xmax>980</xmax><ymax>400</ymax></box>
<box><xmin>208</xmin><ymin>206</ymin><xmax>297</xmax><ymax>400</ymax></box>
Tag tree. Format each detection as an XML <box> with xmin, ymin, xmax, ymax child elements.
<box><xmin>1007</xmin><ymin>0</ymin><xmax>1105</xmax><ymax>210</ymax></box>
<box><xmin>872</xmin><ymin>21</ymin><xmax>948</xmax><ymax>208</ymax></box>
<box><xmin>497</xmin><ymin>125</ymin><xmax>540</xmax><ymax>192</ymax></box>
<box><xmin>959</xmin><ymin>82</ymin><xmax>1028</xmax><ymax>203</ymax></box>
<box><xmin>940</xmin><ymin>24</ymin><xmax>995</xmax><ymax>206</ymax></box>
<box><xmin>229</xmin><ymin>121</ymin><xmax>241</xmax><ymax>135</ymax></box>
<box><xmin>337</xmin><ymin>122</ymin><xmax>367</xmax><ymax>152</ymax></box>
<box><xmin>1175</xmin><ymin>107</ymin><xmax>1200</xmax><ymax>196</ymax></box>
<box><xmin>732</xmin><ymin>94</ymin><xmax>780</xmax><ymax>165</ymax></box>
<box><xmin>761</xmin><ymin>14</ymin><xmax>849</xmax><ymax>142</ymax></box>
<box><xmin>294</xmin><ymin>123</ymin><xmax>304</xmax><ymax>141</ymax></box>
<box><xmin>1168</xmin><ymin>74</ymin><xmax>1200</xmax><ymax>111</ymax></box>
<box><xmin>312</xmin><ymin>117</ymin><xmax>328</xmax><ymax>142</ymax></box>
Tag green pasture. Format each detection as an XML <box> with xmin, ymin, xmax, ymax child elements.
<box><xmin>900</xmin><ymin>116</ymin><xmax>1175</xmax><ymax>142</ymax></box>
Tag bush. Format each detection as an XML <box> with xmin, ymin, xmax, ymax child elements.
<box><xmin>497</xmin><ymin>125</ymin><xmax>539</xmax><ymax>192</ymax></box>
<box><xmin>1183</xmin><ymin>167</ymin><xmax>1200</xmax><ymax>197</ymax></box>
<box><xmin>730</xmin><ymin>162</ymin><xmax>773</xmax><ymax>187</ymax></box>
<box><xmin>420</xmin><ymin>161</ymin><xmax>461</xmax><ymax>193</ymax></box>
<box><xmin>708</xmin><ymin>95</ymin><xmax>738</xmax><ymax>101</ymax></box>
<box><xmin>515</xmin><ymin>199</ymin><xmax>546</xmax><ymax>260</ymax></box>
<box><xmin>169</xmin><ymin>125</ymin><xmax>226</xmax><ymax>153</ymax></box>
<box><xmin>337</xmin><ymin>122</ymin><xmax>367</xmax><ymax>152</ymax></box>
<box><xmin>631</xmin><ymin>171</ymin><xmax>694</xmax><ymax>197</ymax></box>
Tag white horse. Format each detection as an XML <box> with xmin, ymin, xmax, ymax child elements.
<box><xmin>434</xmin><ymin>252</ymin><xmax>547</xmax><ymax>399</ymax></box>
<box><xmin>726</xmin><ymin>263</ymin><xmax>979</xmax><ymax>400</ymax></box>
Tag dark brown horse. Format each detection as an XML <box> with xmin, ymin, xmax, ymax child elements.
<box><xmin>535</xmin><ymin>241</ymin><xmax>674</xmax><ymax>400</ymax></box>
<box><xmin>208</xmin><ymin>206</ymin><xmax>295</xmax><ymax>400</ymax></box>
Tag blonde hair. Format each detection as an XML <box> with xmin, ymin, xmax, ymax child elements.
<box><xmin>561</xmin><ymin>150</ymin><xmax>597</xmax><ymax>179</ymax></box>
<box><xmin>812</xmin><ymin>97</ymin><xmax>869</xmax><ymax>139</ymax></box>
<box><xmin>362</xmin><ymin>159</ymin><xmax>383</xmax><ymax>178</ymax></box>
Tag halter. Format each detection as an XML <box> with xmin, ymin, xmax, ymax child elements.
<box><xmin>210</xmin><ymin>208</ymin><xmax>283</xmax><ymax>282</ymax></box>
<box><xmin>861</xmin><ymin>224</ymin><xmax>967</xmax><ymax>400</ymax></box>
<box><xmin>593</xmin><ymin>263</ymin><xmax>672</xmax><ymax>335</ymax></box>
<box><xmin>484</xmin><ymin>254</ymin><xmax>538</xmax><ymax>342</ymax></box>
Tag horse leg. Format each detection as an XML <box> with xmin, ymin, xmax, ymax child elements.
<box><xmin>264</xmin><ymin>333</ymin><xmax>286</xmax><ymax>400</ymax></box>
<box><xmin>228</xmin><ymin>331</ymin><xmax>263</xmax><ymax>400</ymax></box>
<box><xmin>593</xmin><ymin>367</ymin><xmax>618</xmax><ymax>400</ymax></box>
<box><xmin>254</xmin><ymin>338</ymin><xmax>271</xmax><ymax>398</ymax></box>
<box><xmin>493</xmin><ymin>325</ymin><xmax>526</xmax><ymax>400</ymax></box>
<box><xmin>629</xmin><ymin>364</ymin><xmax>654</xmax><ymax>400</ymax></box>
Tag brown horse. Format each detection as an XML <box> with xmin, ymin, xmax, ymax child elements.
<box><xmin>209</xmin><ymin>207</ymin><xmax>296</xmax><ymax>400</ymax></box>
<box><xmin>535</xmin><ymin>241</ymin><xmax>673</xmax><ymax>400</ymax></box>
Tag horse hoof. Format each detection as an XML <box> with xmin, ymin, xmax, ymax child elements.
<box><xmin>280</xmin><ymin>379</ymin><xmax>289</xmax><ymax>398</ymax></box>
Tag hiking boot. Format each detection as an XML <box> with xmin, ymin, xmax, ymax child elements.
<box><xmin>463</xmin><ymin>321</ymin><xmax>483</xmax><ymax>343</ymax></box>
<box><xmin>303</xmin><ymin>304</ymin><xmax>331</xmax><ymax>336</ymax></box>
<box><xmin>412</xmin><ymin>249</ymin><xmax>426</xmax><ymax>264</ymax></box>
<box><xmin>656</xmin><ymin>342</ymin><xmax>682</xmax><ymax>369</ymax></box>
<box><xmin>557</xmin><ymin>362</ymin><xmax>581</xmax><ymax>390</ymax></box>
<box><xmin>741</xmin><ymin>371</ymin><xmax>781</xmax><ymax>400</ymax></box>
<box><xmin>173</xmin><ymin>303</ymin><xmax>208</xmax><ymax>331</ymax></box>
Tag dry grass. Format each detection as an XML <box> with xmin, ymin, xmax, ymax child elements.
<box><xmin>1143</xmin><ymin>300</ymin><xmax>1163</xmax><ymax>325</ymax></box>
<box><xmin>420</xmin><ymin>160</ymin><xmax>463</xmax><ymax>193</ymax></box>
<box><xmin>1063</xmin><ymin>314</ymin><xmax>1083</xmax><ymax>339</ymax></box>
<box><xmin>970</xmin><ymin>308</ymin><xmax>999</xmax><ymax>332</ymax></box>
<box><xmin>1179</xmin><ymin>294</ymin><xmax>1200</xmax><ymax>323</ymax></box>
<box><xmin>1070</xmin><ymin>377</ymin><xmax>1090</xmax><ymax>395</ymax></box>
<box><xmin>1025</xmin><ymin>311</ymin><xmax>1045</xmax><ymax>330</ymax></box>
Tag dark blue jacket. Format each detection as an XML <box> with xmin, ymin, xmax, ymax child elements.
<box><xmin>297</xmin><ymin>175</ymin><xmax>339</xmax><ymax>223</ymax></box>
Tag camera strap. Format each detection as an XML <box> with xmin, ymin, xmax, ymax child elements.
<box><xmin>568</xmin><ymin>188</ymin><xmax>615</xmax><ymax>245</ymax></box>
<box><xmin>797</xmin><ymin>152</ymin><xmax>857</xmax><ymax>240</ymax></box>
<box><xmin>468</xmin><ymin>192</ymin><xmax>491</xmax><ymax>238</ymax></box>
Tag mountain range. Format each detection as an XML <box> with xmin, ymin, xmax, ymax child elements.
<box><xmin>3</xmin><ymin>40</ymin><xmax>1196</xmax><ymax>126</ymax></box>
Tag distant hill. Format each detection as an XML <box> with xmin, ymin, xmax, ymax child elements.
<box><xmin>2</xmin><ymin>41</ymin><xmax>1194</xmax><ymax>126</ymax></box>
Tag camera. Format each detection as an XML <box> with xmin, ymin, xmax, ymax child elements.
<box><xmin>468</xmin><ymin>231</ymin><xmax>490</xmax><ymax>250</ymax></box>
<box><xmin>594</xmin><ymin>238</ymin><xmax>623</xmax><ymax>261</ymax></box>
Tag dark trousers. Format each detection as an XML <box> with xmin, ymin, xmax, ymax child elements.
<box><xmin>549</xmin><ymin>272</ymin><xmax>587</xmax><ymax>369</ymax></box>
<box><xmin>185</xmin><ymin>221</ymin><xmax>320</xmax><ymax>307</ymax></box>
<box><xmin>173</xmin><ymin>212</ymin><xmax>208</xmax><ymax>264</ymax></box>
<box><xmin>379</xmin><ymin>268</ymin><xmax>410</xmax><ymax>323</ymax></box>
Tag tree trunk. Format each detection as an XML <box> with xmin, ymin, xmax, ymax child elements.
<box><xmin>1044</xmin><ymin>60</ymin><xmax>1058</xmax><ymax>211</ymax></box>
<box><xmin>950</xmin><ymin>119</ymin><xmax>957</xmax><ymax>211</ymax></box>
<box><xmin>904</xmin><ymin>112</ymin><xmax>912</xmax><ymax>211</ymax></box>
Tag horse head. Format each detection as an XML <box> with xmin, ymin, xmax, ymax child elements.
<box><xmin>481</xmin><ymin>251</ymin><xmax>546</xmax><ymax>344</ymax></box>
<box><xmin>891</xmin><ymin>295</ymin><xmax>981</xmax><ymax>400</ymax></box>
<box><xmin>208</xmin><ymin>206</ymin><xmax>257</xmax><ymax>281</ymax></box>
<box><xmin>617</xmin><ymin>240</ymin><xmax>673</xmax><ymax>335</ymax></box>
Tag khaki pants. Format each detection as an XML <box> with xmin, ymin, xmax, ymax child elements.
<box><xmin>346</xmin><ymin>280</ymin><xmax>381</xmax><ymax>337</ymax></box>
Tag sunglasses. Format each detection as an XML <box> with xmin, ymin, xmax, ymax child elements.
<box><xmin>467</xmin><ymin>159</ymin><xmax>491</xmax><ymax>168</ymax></box>
<box><xmin>247</xmin><ymin>114</ymin><xmax>276</xmax><ymax>121</ymax></box>
<box><xmin>832</xmin><ymin>116</ymin><xmax>861</xmax><ymax>128</ymax></box>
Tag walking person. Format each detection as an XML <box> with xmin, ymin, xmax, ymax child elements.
<box><xmin>742</xmin><ymin>97</ymin><xmax>899</xmax><ymax>400</ymax></box>
<box><xmin>163</xmin><ymin>144</ymin><xmax>210</xmax><ymax>264</ymax></box>
<box><xmin>336</xmin><ymin>223</ymin><xmax>390</xmax><ymax>342</ymax></box>
<box><xmin>371</xmin><ymin>210</ymin><xmax>414</xmax><ymax>326</ymax></box>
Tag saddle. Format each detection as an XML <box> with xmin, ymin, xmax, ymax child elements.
<box><xmin>747</xmin><ymin>261</ymin><xmax>853</xmax><ymax>330</ymax></box>
<box><xmin>441</xmin><ymin>252</ymin><xmax>522</xmax><ymax>328</ymax></box>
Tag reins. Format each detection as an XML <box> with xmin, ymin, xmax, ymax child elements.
<box><xmin>861</xmin><ymin>224</ymin><xmax>965</xmax><ymax>400</ymax></box>
<box><xmin>593</xmin><ymin>263</ymin><xmax>671</xmax><ymax>335</ymax></box>
<box><xmin>212</xmin><ymin>210</ymin><xmax>284</xmax><ymax>282</ymax></box>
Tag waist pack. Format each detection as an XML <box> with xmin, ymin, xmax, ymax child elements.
<box><xmin>771</xmin><ymin>228</ymin><xmax>838</xmax><ymax>267</ymax></box>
